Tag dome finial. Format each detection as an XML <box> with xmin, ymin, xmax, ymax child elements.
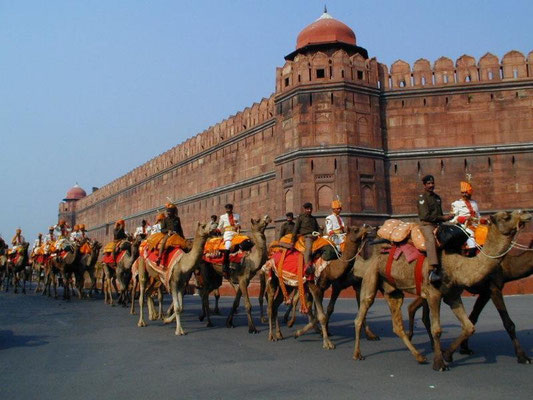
<box><xmin>324</xmin><ymin>4</ymin><xmax>327</xmax><ymax>14</ymax></box>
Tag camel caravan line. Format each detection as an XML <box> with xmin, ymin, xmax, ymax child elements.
<box><xmin>1</xmin><ymin>209</ymin><xmax>532</xmax><ymax>372</ymax></box>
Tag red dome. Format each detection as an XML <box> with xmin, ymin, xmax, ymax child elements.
<box><xmin>64</xmin><ymin>184</ymin><xmax>87</xmax><ymax>201</ymax></box>
<box><xmin>296</xmin><ymin>12</ymin><xmax>356</xmax><ymax>50</ymax></box>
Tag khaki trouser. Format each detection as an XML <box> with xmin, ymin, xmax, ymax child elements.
<box><xmin>304</xmin><ymin>235</ymin><xmax>317</xmax><ymax>266</ymax></box>
<box><xmin>420</xmin><ymin>223</ymin><xmax>439</xmax><ymax>266</ymax></box>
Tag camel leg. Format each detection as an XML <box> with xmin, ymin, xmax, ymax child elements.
<box><xmin>427</xmin><ymin>291</ymin><xmax>448</xmax><ymax>371</ymax></box>
<box><xmin>442</xmin><ymin>297</ymin><xmax>476</xmax><ymax>364</ymax></box>
<box><xmin>239</xmin><ymin>280</ymin><xmax>258</xmax><ymax>334</ymax></box>
<box><xmin>259</xmin><ymin>272</ymin><xmax>267</xmax><ymax>323</ymax></box>
<box><xmin>489</xmin><ymin>286</ymin><xmax>531</xmax><ymax>364</ymax></box>
<box><xmin>158</xmin><ymin>287</ymin><xmax>164</xmax><ymax>320</ymax></box>
<box><xmin>407</xmin><ymin>296</ymin><xmax>425</xmax><ymax>341</ymax></box>
<box><xmin>167</xmin><ymin>284</ymin><xmax>186</xmax><ymax>336</ymax></box>
<box><xmin>385</xmin><ymin>292</ymin><xmax>426</xmax><ymax>363</ymax></box>
<box><xmin>130</xmin><ymin>279</ymin><xmax>138</xmax><ymax>315</ymax></box>
<box><xmin>287</xmin><ymin>292</ymin><xmax>299</xmax><ymax>328</ymax></box>
<box><xmin>297</xmin><ymin>284</ymin><xmax>335</xmax><ymax>350</ymax></box>
<box><xmin>199</xmin><ymin>287</ymin><xmax>213</xmax><ymax>327</ymax></box>
<box><xmin>353</xmin><ymin>266</ymin><xmax>379</xmax><ymax>361</ymax></box>
<box><xmin>459</xmin><ymin>290</ymin><xmax>491</xmax><ymax>355</ymax></box>
<box><xmin>213</xmin><ymin>289</ymin><xmax>221</xmax><ymax>315</ymax></box>
<box><xmin>326</xmin><ymin>285</ymin><xmax>341</xmax><ymax>334</ymax></box>
<box><xmin>353</xmin><ymin>285</ymin><xmax>380</xmax><ymax>341</ymax></box>
<box><xmin>267</xmin><ymin>282</ymin><xmax>285</xmax><ymax>341</ymax></box>
<box><xmin>226</xmin><ymin>288</ymin><xmax>242</xmax><ymax>328</ymax></box>
<box><xmin>137</xmin><ymin>270</ymin><xmax>147</xmax><ymax>327</ymax></box>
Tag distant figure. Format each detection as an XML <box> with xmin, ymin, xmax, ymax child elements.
<box><xmin>278</xmin><ymin>212</ymin><xmax>295</xmax><ymax>239</ymax></box>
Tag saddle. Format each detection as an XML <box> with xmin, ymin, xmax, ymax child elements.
<box><xmin>145</xmin><ymin>232</ymin><xmax>187</xmax><ymax>251</ymax></box>
<box><xmin>269</xmin><ymin>234</ymin><xmax>332</xmax><ymax>255</ymax></box>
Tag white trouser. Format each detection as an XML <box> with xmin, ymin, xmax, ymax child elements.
<box><xmin>223</xmin><ymin>230</ymin><xmax>237</xmax><ymax>250</ymax></box>
<box><xmin>329</xmin><ymin>233</ymin><xmax>346</xmax><ymax>251</ymax></box>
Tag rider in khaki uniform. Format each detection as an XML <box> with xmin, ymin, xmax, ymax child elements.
<box><xmin>417</xmin><ymin>175</ymin><xmax>453</xmax><ymax>284</ymax></box>
<box><xmin>291</xmin><ymin>203</ymin><xmax>321</xmax><ymax>274</ymax></box>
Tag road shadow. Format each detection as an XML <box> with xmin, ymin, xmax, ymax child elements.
<box><xmin>0</xmin><ymin>330</ymin><xmax>49</xmax><ymax>350</ymax></box>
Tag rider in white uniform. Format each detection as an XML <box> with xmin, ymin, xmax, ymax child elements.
<box><xmin>325</xmin><ymin>200</ymin><xmax>345</xmax><ymax>251</ymax></box>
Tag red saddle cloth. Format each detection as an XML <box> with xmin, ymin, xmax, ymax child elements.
<box><xmin>35</xmin><ymin>255</ymin><xmax>45</xmax><ymax>264</ymax></box>
<box><xmin>202</xmin><ymin>251</ymin><xmax>246</xmax><ymax>265</ymax></box>
<box><xmin>102</xmin><ymin>250</ymin><xmax>126</xmax><ymax>266</ymax></box>
<box><xmin>142</xmin><ymin>247</ymin><xmax>184</xmax><ymax>291</ymax></box>
<box><xmin>10</xmin><ymin>253</ymin><xmax>21</xmax><ymax>265</ymax></box>
<box><xmin>382</xmin><ymin>243</ymin><xmax>426</xmax><ymax>295</ymax></box>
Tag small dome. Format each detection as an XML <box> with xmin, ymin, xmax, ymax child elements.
<box><xmin>64</xmin><ymin>184</ymin><xmax>87</xmax><ymax>201</ymax></box>
<box><xmin>296</xmin><ymin>11</ymin><xmax>356</xmax><ymax>50</ymax></box>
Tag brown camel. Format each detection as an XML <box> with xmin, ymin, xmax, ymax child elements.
<box><xmin>267</xmin><ymin>225</ymin><xmax>371</xmax><ymax>350</ymax></box>
<box><xmin>51</xmin><ymin>240</ymin><xmax>80</xmax><ymax>300</ymax></box>
<box><xmin>31</xmin><ymin>257</ymin><xmax>46</xmax><ymax>293</ymax></box>
<box><xmin>6</xmin><ymin>243</ymin><xmax>30</xmax><ymax>294</ymax></box>
<box><xmin>137</xmin><ymin>222</ymin><xmax>210</xmax><ymax>335</ymax></box>
<box><xmin>197</xmin><ymin>216</ymin><xmax>271</xmax><ymax>330</ymax></box>
<box><xmin>70</xmin><ymin>240</ymin><xmax>102</xmax><ymax>298</ymax></box>
<box><xmin>407</xmin><ymin>246</ymin><xmax>533</xmax><ymax>364</ymax></box>
<box><xmin>102</xmin><ymin>239</ymin><xmax>133</xmax><ymax>305</ymax></box>
<box><xmin>224</xmin><ymin>216</ymin><xmax>272</xmax><ymax>333</ymax></box>
<box><xmin>353</xmin><ymin>210</ymin><xmax>532</xmax><ymax>371</ymax></box>
<box><xmin>116</xmin><ymin>236</ymin><xmax>141</xmax><ymax>306</ymax></box>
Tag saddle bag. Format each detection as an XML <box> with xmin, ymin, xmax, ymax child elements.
<box><xmin>436</xmin><ymin>224</ymin><xmax>469</xmax><ymax>252</ymax></box>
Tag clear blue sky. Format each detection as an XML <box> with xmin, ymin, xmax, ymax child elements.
<box><xmin>1</xmin><ymin>0</ymin><xmax>531</xmax><ymax>243</ymax></box>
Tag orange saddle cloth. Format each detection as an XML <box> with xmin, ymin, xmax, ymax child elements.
<box><xmin>203</xmin><ymin>235</ymin><xmax>250</xmax><ymax>255</ymax></box>
<box><xmin>146</xmin><ymin>233</ymin><xmax>187</xmax><ymax>251</ymax></box>
<box><xmin>103</xmin><ymin>241</ymin><xmax>116</xmax><ymax>254</ymax></box>
<box><xmin>270</xmin><ymin>234</ymin><xmax>331</xmax><ymax>255</ymax></box>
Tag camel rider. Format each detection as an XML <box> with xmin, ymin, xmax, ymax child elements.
<box><xmin>134</xmin><ymin>219</ymin><xmax>151</xmax><ymax>240</ymax></box>
<box><xmin>417</xmin><ymin>175</ymin><xmax>453</xmax><ymax>284</ymax></box>
<box><xmin>157</xmin><ymin>203</ymin><xmax>184</xmax><ymax>265</ymax></box>
<box><xmin>70</xmin><ymin>225</ymin><xmax>82</xmax><ymax>242</ymax></box>
<box><xmin>291</xmin><ymin>203</ymin><xmax>321</xmax><ymax>275</ymax></box>
<box><xmin>325</xmin><ymin>200</ymin><xmax>345</xmax><ymax>251</ymax></box>
<box><xmin>44</xmin><ymin>226</ymin><xmax>57</xmax><ymax>254</ymax></box>
<box><xmin>216</xmin><ymin>203</ymin><xmax>241</xmax><ymax>276</ymax></box>
<box><xmin>112</xmin><ymin>220</ymin><xmax>127</xmax><ymax>263</ymax></box>
<box><xmin>55</xmin><ymin>219</ymin><xmax>70</xmax><ymax>239</ymax></box>
<box><xmin>151</xmin><ymin>213</ymin><xmax>165</xmax><ymax>234</ymax></box>
<box><xmin>78</xmin><ymin>224</ymin><xmax>92</xmax><ymax>254</ymax></box>
<box><xmin>209</xmin><ymin>215</ymin><xmax>219</xmax><ymax>236</ymax></box>
<box><xmin>11</xmin><ymin>228</ymin><xmax>25</xmax><ymax>253</ymax></box>
<box><xmin>451</xmin><ymin>180</ymin><xmax>484</xmax><ymax>255</ymax></box>
<box><xmin>32</xmin><ymin>233</ymin><xmax>44</xmax><ymax>257</ymax></box>
<box><xmin>79</xmin><ymin>224</ymin><xmax>89</xmax><ymax>241</ymax></box>
<box><xmin>279</xmin><ymin>212</ymin><xmax>295</xmax><ymax>240</ymax></box>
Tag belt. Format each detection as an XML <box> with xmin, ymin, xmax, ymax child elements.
<box><xmin>224</xmin><ymin>227</ymin><xmax>237</xmax><ymax>232</ymax></box>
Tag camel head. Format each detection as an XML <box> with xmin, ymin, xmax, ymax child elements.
<box><xmin>345</xmin><ymin>224</ymin><xmax>373</xmax><ymax>243</ymax></box>
<box><xmin>250</xmin><ymin>215</ymin><xmax>272</xmax><ymax>233</ymax></box>
<box><xmin>92</xmin><ymin>241</ymin><xmax>102</xmax><ymax>251</ymax></box>
<box><xmin>490</xmin><ymin>210</ymin><xmax>532</xmax><ymax>236</ymax></box>
<box><xmin>194</xmin><ymin>221</ymin><xmax>211</xmax><ymax>239</ymax></box>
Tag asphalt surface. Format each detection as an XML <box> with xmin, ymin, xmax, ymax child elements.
<box><xmin>1</xmin><ymin>285</ymin><xmax>532</xmax><ymax>400</ymax></box>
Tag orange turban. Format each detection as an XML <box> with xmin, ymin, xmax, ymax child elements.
<box><xmin>331</xmin><ymin>200</ymin><xmax>342</xmax><ymax>209</ymax></box>
<box><xmin>156</xmin><ymin>213</ymin><xmax>165</xmax><ymax>222</ymax></box>
<box><xmin>74</xmin><ymin>224</ymin><xmax>79</xmax><ymax>230</ymax></box>
<box><xmin>460</xmin><ymin>181</ymin><xmax>473</xmax><ymax>195</ymax></box>
<box><xmin>116</xmin><ymin>219</ymin><xmax>125</xmax><ymax>226</ymax></box>
<box><xmin>165</xmin><ymin>202</ymin><xmax>177</xmax><ymax>210</ymax></box>
<box><xmin>80</xmin><ymin>224</ymin><xmax>86</xmax><ymax>230</ymax></box>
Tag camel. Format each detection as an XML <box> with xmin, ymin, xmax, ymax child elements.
<box><xmin>6</xmin><ymin>243</ymin><xmax>30</xmax><ymax>294</ymax></box>
<box><xmin>0</xmin><ymin>253</ymin><xmax>8</xmax><ymax>291</ymax></box>
<box><xmin>68</xmin><ymin>240</ymin><xmax>102</xmax><ymax>298</ymax></box>
<box><xmin>137</xmin><ymin>222</ymin><xmax>210</xmax><ymax>335</ymax></box>
<box><xmin>53</xmin><ymin>241</ymin><xmax>80</xmax><ymax>300</ymax></box>
<box><xmin>407</xmin><ymin>246</ymin><xmax>533</xmax><ymax>364</ymax></box>
<box><xmin>31</xmin><ymin>257</ymin><xmax>46</xmax><ymax>293</ymax></box>
<box><xmin>116</xmin><ymin>236</ymin><xmax>141</xmax><ymax>306</ymax></box>
<box><xmin>102</xmin><ymin>239</ymin><xmax>133</xmax><ymax>305</ymax></box>
<box><xmin>197</xmin><ymin>216</ymin><xmax>271</xmax><ymax>331</ymax></box>
<box><xmin>353</xmin><ymin>210</ymin><xmax>532</xmax><ymax>371</ymax></box>
<box><xmin>267</xmin><ymin>225</ymin><xmax>371</xmax><ymax>349</ymax></box>
<box><xmin>42</xmin><ymin>255</ymin><xmax>60</xmax><ymax>298</ymax></box>
<box><xmin>224</xmin><ymin>216</ymin><xmax>272</xmax><ymax>333</ymax></box>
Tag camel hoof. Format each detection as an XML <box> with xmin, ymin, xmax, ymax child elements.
<box><xmin>443</xmin><ymin>350</ymin><xmax>453</xmax><ymax>363</ymax></box>
<box><xmin>294</xmin><ymin>331</ymin><xmax>302</xmax><ymax>338</ymax></box>
<box><xmin>416</xmin><ymin>355</ymin><xmax>427</xmax><ymax>364</ymax></box>
<box><xmin>459</xmin><ymin>347</ymin><xmax>474</xmax><ymax>355</ymax></box>
<box><xmin>517</xmin><ymin>355</ymin><xmax>532</xmax><ymax>364</ymax></box>
<box><xmin>268</xmin><ymin>334</ymin><xmax>277</xmax><ymax>342</ymax></box>
<box><xmin>353</xmin><ymin>353</ymin><xmax>365</xmax><ymax>361</ymax></box>
<box><xmin>213</xmin><ymin>309</ymin><xmax>221</xmax><ymax>315</ymax></box>
<box><xmin>260</xmin><ymin>317</ymin><xmax>267</xmax><ymax>324</ymax></box>
<box><xmin>249</xmin><ymin>328</ymin><xmax>259</xmax><ymax>334</ymax></box>
<box><xmin>206</xmin><ymin>321</ymin><xmax>214</xmax><ymax>328</ymax></box>
<box><xmin>366</xmin><ymin>335</ymin><xmax>380</xmax><ymax>341</ymax></box>
<box><xmin>137</xmin><ymin>321</ymin><xmax>147</xmax><ymax>328</ymax></box>
<box><xmin>323</xmin><ymin>341</ymin><xmax>336</xmax><ymax>350</ymax></box>
<box><xmin>432</xmin><ymin>361</ymin><xmax>449</xmax><ymax>372</ymax></box>
<box><xmin>198</xmin><ymin>315</ymin><xmax>205</xmax><ymax>322</ymax></box>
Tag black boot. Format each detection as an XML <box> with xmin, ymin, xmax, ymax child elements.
<box><xmin>429</xmin><ymin>264</ymin><xmax>442</xmax><ymax>286</ymax></box>
<box><xmin>222</xmin><ymin>250</ymin><xmax>230</xmax><ymax>278</ymax></box>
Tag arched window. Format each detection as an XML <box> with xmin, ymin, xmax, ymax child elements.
<box><xmin>285</xmin><ymin>189</ymin><xmax>293</xmax><ymax>214</ymax></box>
<box><xmin>361</xmin><ymin>185</ymin><xmax>376</xmax><ymax>211</ymax></box>
<box><xmin>317</xmin><ymin>185</ymin><xmax>333</xmax><ymax>211</ymax></box>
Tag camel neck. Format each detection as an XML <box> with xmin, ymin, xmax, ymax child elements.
<box><xmin>248</xmin><ymin>231</ymin><xmax>267</xmax><ymax>273</ymax></box>
<box><xmin>181</xmin><ymin>232</ymin><xmax>208</xmax><ymax>274</ymax></box>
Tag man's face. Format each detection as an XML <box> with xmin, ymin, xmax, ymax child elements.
<box><xmin>461</xmin><ymin>191</ymin><xmax>471</xmax><ymax>200</ymax></box>
<box><xmin>333</xmin><ymin>207</ymin><xmax>342</xmax><ymax>215</ymax></box>
<box><xmin>226</xmin><ymin>207</ymin><xmax>233</xmax><ymax>214</ymax></box>
<box><xmin>304</xmin><ymin>207</ymin><xmax>312</xmax><ymax>215</ymax></box>
<box><xmin>424</xmin><ymin>181</ymin><xmax>435</xmax><ymax>192</ymax></box>
<box><xmin>287</xmin><ymin>216</ymin><xmax>293</xmax><ymax>222</ymax></box>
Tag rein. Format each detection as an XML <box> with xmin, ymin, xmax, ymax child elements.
<box><xmin>324</xmin><ymin>236</ymin><xmax>367</xmax><ymax>262</ymax></box>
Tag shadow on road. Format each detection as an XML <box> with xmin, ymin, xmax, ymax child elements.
<box><xmin>0</xmin><ymin>330</ymin><xmax>49</xmax><ymax>350</ymax></box>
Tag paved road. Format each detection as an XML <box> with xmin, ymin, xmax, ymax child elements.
<box><xmin>1</xmin><ymin>286</ymin><xmax>532</xmax><ymax>400</ymax></box>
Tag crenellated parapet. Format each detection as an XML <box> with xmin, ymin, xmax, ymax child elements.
<box><xmin>380</xmin><ymin>50</ymin><xmax>533</xmax><ymax>90</ymax></box>
<box><xmin>75</xmin><ymin>95</ymin><xmax>275</xmax><ymax>209</ymax></box>
<box><xmin>275</xmin><ymin>49</ymin><xmax>380</xmax><ymax>95</ymax></box>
